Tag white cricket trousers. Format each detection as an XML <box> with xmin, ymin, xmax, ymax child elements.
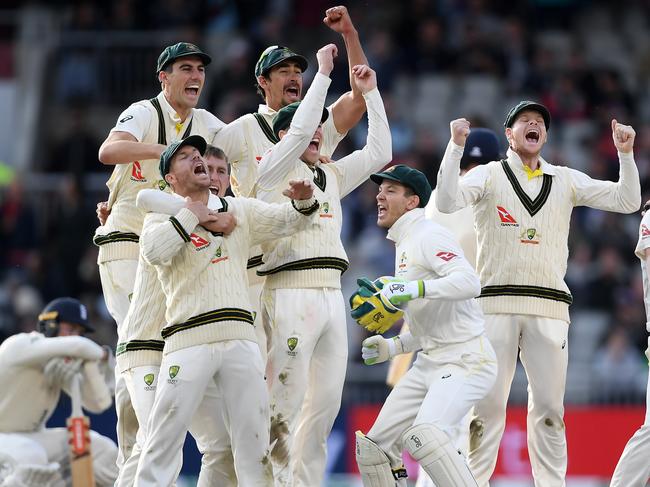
<box><xmin>249</xmin><ymin>279</ymin><xmax>271</xmax><ymax>364</ymax></box>
<box><xmin>610</xmin><ymin>343</ymin><xmax>650</xmax><ymax>487</ymax></box>
<box><xmin>133</xmin><ymin>340</ymin><xmax>272</xmax><ymax>487</ymax></box>
<box><xmin>0</xmin><ymin>428</ymin><xmax>118</xmax><ymax>486</ymax></box>
<box><xmin>468</xmin><ymin>314</ymin><xmax>569</xmax><ymax>487</ymax></box>
<box><xmin>98</xmin><ymin>258</ymin><xmax>139</xmax><ymax>470</ymax></box>
<box><xmin>262</xmin><ymin>287</ymin><xmax>348</xmax><ymax>487</ymax></box>
<box><xmin>368</xmin><ymin>335</ymin><xmax>497</xmax><ymax>470</ymax></box>
<box><xmin>118</xmin><ymin>365</ymin><xmax>237</xmax><ymax>487</ymax></box>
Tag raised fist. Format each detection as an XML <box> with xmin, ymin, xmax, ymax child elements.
<box><xmin>450</xmin><ymin>118</ymin><xmax>471</xmax><ymax>147</ymax></box>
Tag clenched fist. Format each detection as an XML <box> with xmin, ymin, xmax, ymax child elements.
<box><xmin>323</xmin><ymin>6</ymin><xmax>355</xmax><ymax>34</ymax></box>
<box><xmin>316</xmin><ymin>43</ymin><xmax>338</xmax><ymax>76</ymax></box>
<box><xmin>450</xmin><ymin>118</ymin><xmax>471</xmax><ymax>147</ymax></box>
<box><xmin>352</xmin><ymin>64</ymin><xmax>377</xmax><ymax>94</ymax></box>
<box><xmin>611</xmin><ymin>119</ymin><xmax>635</xmax><ymax>154</ymax></box>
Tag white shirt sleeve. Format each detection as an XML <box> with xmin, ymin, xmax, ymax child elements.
<box><xmin>435</xmin><ymin>140</ymin><xmax>490</xmax><ymax>213</ymax></box>
<box><xmin>110</xmin><ymin>103</ymin><xmax>153</xmax><ymax>142</ymax></box>
<box><xmin>6</xmin><ymin>334</ymin><xmax>104</xmax><ymax>368</ymax></box>
<box><xmin>330</xmin><ymin>88</ymin><xmax>392</xmax><ymax>198</ymax></box>
<box><xmin>256</xmin><ymin>72</ymin><xmax>332</xmax><ymax>192</ymax></box>
<box><xmin>201</xmin><ymin>110</ymin><xmax>226</xmax><ymax>140</ymax></box>
<box><xmin>569</xmin><ymin>151</ymin><xmax>641</xmax><ymax>213</ymax></box>
<box><xmin>418</xmin><ymin>227</ymin><xmax>482</xmax><ymax>300</ymax></box>
<box><xmin>137</xmin><ymin>189</ymin><xmax>184</xmax><ymax>214</ymax></box>
<box><xmin>320</xmin><ymin>106</ymin><xmax>345</xmax><ymax>157</ymax></box>
<box><xmin>140</xmin><ymin>209</ymin><xmax>199</xmax><ymax>266</ymax></box>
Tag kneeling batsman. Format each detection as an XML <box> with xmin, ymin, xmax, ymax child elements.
<box><xmin>349</xmin><ymin>165</ymin><xmax>497</xmax><ymax>487</ymax></box>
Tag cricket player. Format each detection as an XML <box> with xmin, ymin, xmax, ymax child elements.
<box><xmin>0</xmin><ymin>298</ymin><xmax>118</xmax><ymax>487</ymax></box>
<box><xmin>133</xmin><ymin>135</ymin><xmax>320</xmax><ymax>487</ymax></box>
<box><xmin>114</xmin><ymin>146</ymin><xmax>236</xmax><ymax>487</ymax></box>
<box><xmin>392</xmin><ymin>129</ymin><xmax>501</xmax><ymax>487</ymax></box>
<box><xmin>255</xmin><ymin>42</ymin><xmax>391</xmax><ymax>485</ymax></box>
<box><xmin>213</xmin><ymin>5</ymin><xmax>368</xmax><ymax>361</ymax></box>
<box><xmin>354</xmin><ymin>164</ymin><xmax>497</xmax><ymax>487</ymax></box>
<box><xmin>436</xmin><ymin>101</ymin><xmax>641</xmax><ymax>486</ymax></box>
<box><xmin>610</xmin><ymin>199</ymin><xmax>650</xmax><ymax>486</ymax></box>
<box><xmin>94</xmin><ymin>41</ymin><xmax>225</xmax><ymax>468</ymax></box>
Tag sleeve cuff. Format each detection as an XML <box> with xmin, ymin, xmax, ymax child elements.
<box><xmin>291</xmin><ymin>197</ymin><xmax>320</xmax><ymax>215</ymax></box>
<box><xmin>618</xmin><ymin>151</ymin><xmax>635</xmax><ymax>164</ymax></box>
<box><xmin>449</xmin><ymin>140</ymin><xmax>465</xmax><ymax>155</ymax></box>
<box><xmin>170</xmin><ymin>207</ymin><xmax>199</xmax><ymax>242</ymax></box>
<box><xmin>362</xmin><ymin>87</ymin><xmax>380</xmax><ymax>102</ymax></box>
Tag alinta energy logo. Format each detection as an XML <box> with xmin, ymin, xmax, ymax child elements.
<box><xmin>497</xmin><ymin>206</ymin><xmax>518</xmax><ymax>227</ymax></box>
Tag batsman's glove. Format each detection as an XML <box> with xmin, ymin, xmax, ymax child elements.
<box><xmin>43</xmin><ymin>357</ymin><xmax>83</xmax><ymax>391</ymax></box>
<box><xmin>361</xmin><ymin>335</ymin><xmax>406</xmax><ymax>365</ymax></box>
<box><xmin>349</xmin><ymin>277</ymin><xmax>404</xmax><ymax>334</ymax></box>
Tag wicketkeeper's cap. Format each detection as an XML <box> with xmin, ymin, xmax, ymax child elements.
<box><xmin>461</xmin><ymin>128</ymin><xmax>501</xmax><ymax>170</ymax></box>
<box><xmin>255</xmin><ymin>45</ymin><xmax>308</xmax><ymax>78</ymax></box>
<box><xmin>370</xmin><ymin>164</ymin><xmax>432</xmax><ymax>208</ymax></box>
<box><xmin>272</xmin><ymin>102</ymin><xmax>329</xmax><ymax>139</ymax></box>
<box><xmin>159</xmin><ymin>135</ymin><xmax>207</xmax><ymax>178</ymax></box>
<box><xmin>504</xmin><ymin>100</ymin><xmax>551</xmax><ymax>130</ymax></box>
<box><xmin>156</xmin><ymin>42</ymin><xmax>211</xmax><ymax>73</ymax></box>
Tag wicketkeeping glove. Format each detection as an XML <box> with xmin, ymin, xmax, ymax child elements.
<box><xmin>349</xmin><ymin>278</ymin><xmax>404</xmax><ymax>334</ymax></box>
<box><xmin>380</xmin><ymin>278</ymin><xmax>425</xmax><ymax>306</ymax></box>
<box><xmin>361</xmin><ymin>335</ymin><xmax>406</xmax><ymax>365</ymax></box>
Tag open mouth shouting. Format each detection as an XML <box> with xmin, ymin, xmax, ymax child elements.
<box><xmin>185</xmin><ymin>84</ymin><xmax>200</xmax><ymax>98</ymax></box>
<box><xmin>193</xmin><ymin>161</ymin><xmax>208</xmax><ymax>178</ymax></box>
<box><xmin>377</xmin><ymin>203</ymin><xmax>387</xmax><ymax>219</ymax></box>
<box><xmin>525</xmin><ymin>127</ymin><xmax>540</xmax><ymax>145</ymax></box>
<box><xmin>284</xmin><ymin>83</ymin><xmax>300</xmax><ymax>102</ymax></box>
<box><xmin>209</xmin><ymin>185</ymin><xmax>219</xmax><ymax>196</ymax></box>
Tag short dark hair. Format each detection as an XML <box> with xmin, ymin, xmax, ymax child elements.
<box><xmin>204</xmin><ymin>145</ymin><xmax>230</xmax><ymax>174</ymax></box>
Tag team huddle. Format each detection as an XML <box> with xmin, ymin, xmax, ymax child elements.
<box><xmin>1</xmin><ymin>4</ymin><xmax>649</xmax><ymax>487</ymax></box>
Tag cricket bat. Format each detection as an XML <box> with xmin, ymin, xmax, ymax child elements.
<box><xmin>67</xmin><ymin>374</ymin><xmax>96</xmax><ymax>487</ymax></box>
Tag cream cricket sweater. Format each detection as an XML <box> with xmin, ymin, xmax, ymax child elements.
<box><xmin>255</xmin><ymin>74</ymin><xmax>392</xmax><ymax>289</ymax></box>
<box><xmin>94</xmin><ymin>91</ymin><xmax>224</xmax><ymax>263</ymax></box>
<box><xmin>140</xmin><ymin>193</ymin><xmax>317</xmax><ymax>354</ymax></box>
<box><xmin>436</xmin><ymin>142</ymin><xmax>641</xmax><ymax>322</ymax></box>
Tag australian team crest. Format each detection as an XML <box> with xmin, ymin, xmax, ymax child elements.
<box><xmin>157</xmin><ymin>179</ymin><xmax>168</xmax><ymax>191</ymax></box>
<box><xmin>169</xmin><ymin>365</ymin><xmax>180</xmax><ymax>379</ymax></box>
<box><xmin>287</xmin><ymin>337</ymin><xmax>298</xmax><ymax>356</ymax></box>
<box><xmin>144</xmin><ymin>373</ymin><xmax>155</xmax><ymax>386</ymax></box>
<box><xmin>519</xmin><ymin>228</ymin><xmax>541</xmax><ymax>245</ymax></box>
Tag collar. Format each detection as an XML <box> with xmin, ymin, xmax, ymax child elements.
<box><xmin>158</xmin><ymin>92</ymin><xmax>192</xmax><ymax>131</ymax></box>
<box><xmin>258</xmin><ymin>104</ymin><xmax>277</xmax><ymax>118</ymax></box>
<box><xmin>207</xmin><ymin>192</ymin><xmax>223</xmax><ymax>211</ymax></box>
<box><xmin>506</xmin><ymin>148</ymin><xmax>557</xmax><ymax>178</ymax></box>
<box><xmin>387</xmin><ymin>208</ymin><xmax>424</xmax><ymax>243</ymax></box>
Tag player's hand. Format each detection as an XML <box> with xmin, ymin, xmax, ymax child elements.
<box><xmin>317</xmin><ymin>43</ymin><xmax>338</xmax><ymax>76</ymax></box>
<box><xmin>450</xmin><ymin>118</ymin><xmax>471</xmax><ymax>147</ymax></box>
<box><xmin>319</xmin><ymin>154</ymin><xmax>334</xmax><ymax>164</ymax></box>
<box><xmin>352</xmin><ymin>65</ymin><xmax>377</xmax><ymax>94</ymax></box>
<box><xmin>44</xmin><ymin>357</ymin><xmax>83</xmax><ymax>391</ymax></box>
<box><xmin>282</xmin><ymin>178</ymin><xmax>315</xmax><ymax>200</ymax></box>
<box><xmin>323</xmin><ymin>6</ymin><xmax>355</xmax><ymax>35</ymax></box>
<box><xmin>202</xmin><ymin>212</ymin><xmax>237</xmax><ymax>235</ymax></box>
<box><xmin>184</xmin><ymin>197</ymin><xmax>213</xmax><ymax>224</ymax></box>
<box><xmin>379</xmin><ymin>278</ymin><xmax>424</xmax><ymax>306</ymax></box>
<box><xmin>611</xmin><ymin>119</ymin><xmax>635</xmax><ymax>154</ymax></box>
<box><xmin>96</xmin><ymin>201</ymin><xmax>110</xmax><ymax>226</ymax></box>
<box><xmin>361</xmin><ymin>335</ymin><xmax>404</xmax><ymax>365</ymax></box>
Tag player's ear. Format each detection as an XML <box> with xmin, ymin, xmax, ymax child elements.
<box><xmin>165</xmin><ymin>173</ymin><xmax>175</xmax><ymax>186</ymax></box>
<box><xmin>407</xmin><ymin>194</ymin><xmax>420</xmax><ymax>211</ymax></box>
<box><xmin>158</xmin><ymin>71</ymin><xmax>167</xmax><ymax>85</ymax></box>
<box><xmin>257</xmin><ymin>75</ymin><xmax>269</xmax><ymax>90</ymax></box>
<box><xmin>278</xmin><ymin>129</ymin><xmax>288</xmax><ymax>140</ymax></box>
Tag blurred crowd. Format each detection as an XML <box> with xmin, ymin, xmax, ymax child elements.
<box><xmin>2</xmin><ymin>0</ymin><xmax>650</xmax><ymax>403</ymax></box>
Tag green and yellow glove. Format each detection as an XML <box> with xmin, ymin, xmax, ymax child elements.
<box><xmin>379</xmin><ymin>278</ymin><xmax>425</xmax><ymax>306</ymax></box>
<box><xmin>349</xmin><ymin>277</ymin><xmax>404</xmax><ymax>334</ymax></box>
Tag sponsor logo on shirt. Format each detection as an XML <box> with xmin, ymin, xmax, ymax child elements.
<box><xmin>211</xmin><ymin>245</ymin><xmax>229</xmax><ymax>264</ymax></box>
<box><xmin>398</xmin><ymin>252</ymin><xmax>407</xmax><ymax>270</ymax></box>
<box><xmin>119</xmin><ymin>115</ymin><xmax>133</xmax><ymax>123</ymax></box>
<box><xmin>519</xmin><ymin>228</ymin><xmax>541</xmax><ymax>245</ymax></box>
<box><xmin>320</xmin><ymin>201</ymin><xmax>333</xmax><ymax>218</ymax></box>
<box><xmin>497</xmin><ymin>206</ymin><xmax>518</xmax><ymax>226</ymax></box>
<box><xmin>642</xmin><ymin>224</ymin><xmax>650</xmax><ymax>238</ymax></box>
<box><xmin>131</xmin><ymin>161</ymin><xmax>147</xmax><ymax>182</ymax></box>
<box><xmin>436</xmin><ymin>251</ymin><xmax>457</xmax><ymax>261</ymax></box>
<box><xmin>190</xmin><ymin>233</ymin><xmax>210</xmax><ymax>250</ymax></box>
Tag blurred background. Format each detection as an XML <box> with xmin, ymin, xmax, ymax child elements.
<box><xmin>1</xmin><ymin>0</ymin><xmax>650</xmax><ymax>485</ymax></box>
